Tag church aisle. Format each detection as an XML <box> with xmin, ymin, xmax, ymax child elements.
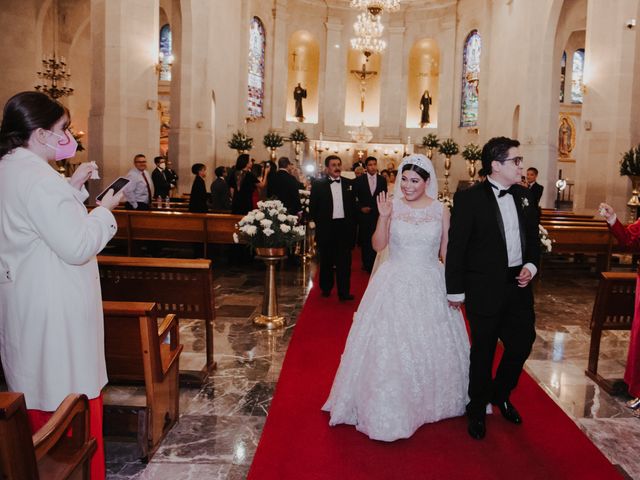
<box><xmin>102</xmin><ymin>256</ymin><xmax>635</xmax><ymax>479</ymax></box>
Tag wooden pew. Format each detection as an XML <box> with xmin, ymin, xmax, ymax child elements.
<box><xmin>108</xmin><ymin>209</ymin><xmax>243</xmax><ymax>256</ymax></box>
<box><xmin>541</xmin><ymin>223</ymin><xmax>614</xmax><ymax>270</ymax></box>
<box><xmin>103</xmin><ymin>301</ymin><xmax>182</xmax><ymax>461</ymax></box>
<box><xmin>585</xmin><ymin>272</ymin><xmax>636</xmax><ymax>395</ymax></box>
<box><xmin>541</xmin><ymin>209</ymin><xmax>596</xmax><ymax>221</ymax></box>
<box><xmin>98</xmin><ymin>256</ymin><xmax>215</xmax><ymax>385</ymax></box>
<box><xmin>0</xmin><ymin>392</ymin><xmax>96</xmax><ymax>480</ymax></box>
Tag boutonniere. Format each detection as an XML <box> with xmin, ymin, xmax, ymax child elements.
<box><xmin>347</xmin><ymin>185</ymin><xmax>352</xmax><ymax>191</ymax></box>
<box><xmin>521</xmin><ymin>197</ymin><xmax>529</xmax><ymax>208</ymax></box>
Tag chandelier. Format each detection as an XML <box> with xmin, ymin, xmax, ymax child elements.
<box><xmin>353</xmin><ymin>12</ymin><xmax>384</xmax><ymax>38</ymax></box>
<box><xmin>350</xmin><ymin>36</ymin><xmax>387</xmax><ymax>56</ymax></box>
<box><xmin>350</xmin><ymin>0</ymin><xmax>400</xmax><ymax>16</ymax></box>
<box><xmin>35</xmin><ymin>55</ymin><xmax>74</xmax><ymax>99</ymax></box>
<box><xmin>349</xmin><ymin>122</ymin><xmax>374</xmax><ymax>146</ymax></box>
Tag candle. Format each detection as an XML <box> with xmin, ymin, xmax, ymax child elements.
<box><xmin>319</xmin><ymin>132</ymin><xmax>323</xmax><ymax>142</ymax></box>
<box><xmin>407</xmin><ymin>136</ymin><xmax>411</xmax><ymax>145</ymax></box>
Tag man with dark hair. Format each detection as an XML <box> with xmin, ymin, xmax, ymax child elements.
<box><xmin>124</xmin><ymin>154</ymin><xmax>152</xmax><ymax>210</ymax></box>
<box><xmin>268</xmin><ymin>157</ymin><xmax>302</xmax><ymax>215</ymax></box>
<box><xmin>310</xmin><ymin>155</ymin><xmax>357</xmax><ymax>301</ymax></box>
<box><xmin>526</xmin><ymin>167</ymin><xmax>544</xmax><ymax>207</ymax></box>
<box><xmin>210</xmin><ymin>166</ymin><xmax>231</xmax><ymax>212</ymax></box>
<box><xmin>151</xmin><ymin>156</ymin><xmax>171</xmax><ymax>200</ymax></box>
<box><xmin>446</xmin><ymin>136</ymin><xmax>540</xmax><ymax>440</ymax></box>
<box><xmin>353</xmin><ymin>156</ymin><xmax>387</xmax><ymax>273</ymax></box>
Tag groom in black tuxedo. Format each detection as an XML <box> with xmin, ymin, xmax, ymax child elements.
<box><xmin>310</xmin><ymin>155</ymin><xmax>357</xmax><ymax>301</ymax></box>
<box><xmin>445</xmin><ymin>136</ymin><xmax>540</xmax><ymax>440</ymax></box>
<box><xmin>353</xmin><ymin>156</ymin><xmax>387</xmax><ymax>273</ymax></box>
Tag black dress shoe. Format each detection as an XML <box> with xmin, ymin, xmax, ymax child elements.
<box><xmin>339</xmin><ymin>294</ymin><xmax>354</xmax><ymax>301</ymax></box>
<box><xmin>493</xmin><ymin>400</ymin><xmax>522</xmax><ymax>424</ymax></box>
<box><xmin>467</xmin><ymin>417</ymin><xmax>486</xmax><ymax>440</ymax></box>
<box><xmin>321</xmin><ymin>290</ymin><xmax>331</xmax><ymax>297</ymax></box>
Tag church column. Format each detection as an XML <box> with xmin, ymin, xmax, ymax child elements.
<box><xmin>169</xmin><ymin>0</ymin><xmax>217</xmax><ymax>193</ymax></box>
<box><xmin>270</xmin><ymin>0</ymin><xmax>288</xmax><ymax>131</ymax></box>
<box><xmin>322</xmin><ymin>18</ymin><xmax>345</xmax><ymax>138</ymax></box>
<box><xmin>88</xmin><ymin>0</ymin><xmax>159</xmax><ymax>192</ymax></box>
<box><xmin>380</xmin><ymin>26</ymin><xmax>405</xmax><ymax>142</ymax></box>
<box><xmin>573</xmin><ymin>0</ymin><xmax>640</xmax><ymax>215</ymax></box>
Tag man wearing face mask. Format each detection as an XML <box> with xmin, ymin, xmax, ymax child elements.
<box><xmin>151</xmin><ymin>156</ymin><xmax>171</xmax><ymax>200</ymax></box>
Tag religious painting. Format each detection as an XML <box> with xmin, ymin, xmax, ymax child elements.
<box><xmin>159</xmin><ymin>24</ymin><xmax>172</xmax><ymax>81</ymax></box>
<box><xmin>247</xmin><ymin>17</ymin><xmax>265</xmax><ymax>119</ymax></box>
<box><xmin>559</xmin><ymin>51</ymin><xmax>566</xmax><ymax>103</ymax></box>
<box><xmin>571</xmin><ymin>49</ymin><xmax>585</xmax><ymax>104</ymax></box>
<box><xmin>558</xmin><ymin>114</ymin><xmax>576</xmax><ymax>161</ymax></box>
<box><xmin>460</xmin><ymin>30</ymin><xmax>481</xmax><ymax>127</ymax></box>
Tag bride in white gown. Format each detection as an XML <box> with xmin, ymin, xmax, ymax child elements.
<box><xmin>322</xmin><ymin>154</ymin><xmax>470</xmax><ymax>442</ymax></box>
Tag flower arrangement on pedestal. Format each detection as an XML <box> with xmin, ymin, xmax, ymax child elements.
<box><xmin>438</xmin><ymin>138</ymin><xmax>460</xmax><ymax>200</ymax></box>
<box><xmin>461</xmin><ymin>143</ymin><xmax>482</xmax><ymax>182</ymax></box>
<box><xmin>234</xmin><ymin>199</ymin><xmax>305</xmax><ymax>252</ymax></box>
<box><xmin>421</xmin><ymin>134</ymin><xmax>440</xmax><ymax>159</ymax></box>
<box><xmin>539</xmin><ymin>224</ymin><xmax>553</xmax><ymax>253</ymax></box>
<box><xmin>264</xmin><ymin>131</ymin><xmax>285</xmax><ymax>161</ymax></box>
<box><xmin>288</xmin><ymin>128</ymin><xmax>308</xmax><ymax>143</ymax></box>
<box><xmin>228</xmin><ymin>130</ymin><xmax>253</xmax><ymax>153</ymax></box>
<box><xmin>620</xmin><ymin>145</ymin><xmax>640</xmax><ymax>207</ymax></box>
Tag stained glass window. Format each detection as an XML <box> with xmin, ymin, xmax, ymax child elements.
<box><xmin>248</xmin><ymin>17</ymin><xmax>266</xmax><ymax>119</ymax></box>
<box><xmin>571</xmin><ymin>49</ymin><xmax>585</xmax><ymax>104</ymax></box>
<box><xmin>559</xmin><ymin>51</ymin><xmax>566</xmax><ymax>103</ymax></box>
<box><xmin>159</xmin><ymin>24</ymin><xmax>172</xmax><ymax>81</ymax></box>
<box><xmin>460</xmin><ymin>30</ymin><xmax>481</xmax><ymax>127</ymax></box>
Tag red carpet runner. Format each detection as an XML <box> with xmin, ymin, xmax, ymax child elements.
<box><xmin>248</xmin><ymin>260</ymin><xmax>622</xmax><ymax>480</ymax></box>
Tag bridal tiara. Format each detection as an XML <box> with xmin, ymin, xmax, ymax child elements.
<box><xmin>399</xmin><ymin>153</ymin><xmax>433</xmax><ymax>172</ymax></box>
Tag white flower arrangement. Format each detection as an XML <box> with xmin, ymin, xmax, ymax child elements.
<box><xmin>539</xmin><ymin>224</ymin><xmax>553</xmax><ymax>253</ymax></box>
<box><xmin>235</xmin><ymin>199</ymin><xmax>305</xmax><ymax>250</ymax></box>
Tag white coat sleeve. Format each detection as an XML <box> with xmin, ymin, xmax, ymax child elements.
<box><xmin>25</xmin><ymin>176</ymin><xmax>118</xmax><ymax>265</ymax></box>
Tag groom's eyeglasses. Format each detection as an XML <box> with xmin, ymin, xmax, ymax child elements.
<box><xmin>501</xmin><ymin>156</ymin><xmax>523</xmax><ymax>166</ymax></box>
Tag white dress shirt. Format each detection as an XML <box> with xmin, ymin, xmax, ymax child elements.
<box><xmin>330</xmin><ymin>177</ymin><xmax>345</xmax><ymax>219</ymax></box>
<box><xmin>367</xmin><ymin>173</ymin><xmax>376</xmax><ymax>196</ymax></box>
<box><xmin>124</xmin><ymin>167</ymin><xmax>152</xmax><ymax>208</ymax></box>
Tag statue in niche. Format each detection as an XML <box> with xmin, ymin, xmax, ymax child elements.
<box><xmin>558</xmin><ymin>116</ymin><xmax>573</xmax><ymax>157</ymax></box>
<box><xmin>293</xmin><ymin>83</ymin><xmax>307</xmax><ymax>122</ymax></box>
<box><xmin>420</xmin><ymin>90</ymin><xmax>432</xmax><ymax>127</ymax></box>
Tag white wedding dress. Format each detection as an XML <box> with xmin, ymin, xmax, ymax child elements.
<box><xmin>322</xmin><ymin>198</ymin><xmax>470</xmax><ymax>441</ymax></box>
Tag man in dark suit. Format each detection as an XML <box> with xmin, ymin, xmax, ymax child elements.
<box><xmin>310</xmin><ymin>155</ymin><xmax>357</xmax><ymax>301</ymax></box>
<box><xmin>445</xmin><ymin>136</ymin><xmax>540</xmax><ymax>441</ymax></box>
<box><xmin>526</xmin><ymin>167</ymin><xmax>544</xmax><ymax>207</ymax></box>
<box><xmin>353</xmin><ymin>156</ymin><xmax>387</xmax><ymax>273</ymax></box>
<box><xmin>151</xmin><ymin>156</ymin><xmax>171</xmax><ymax>200</ymax></box>
<box><xmin>268</xmin><ymin>157</ymin><xmax>302</xmax><ymax>215</ymax></box>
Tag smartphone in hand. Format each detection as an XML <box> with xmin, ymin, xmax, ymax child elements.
<box><xmin>96</xmin><ymin>177</ymin><xmax>130</xmax><ymax>202</ymax></box>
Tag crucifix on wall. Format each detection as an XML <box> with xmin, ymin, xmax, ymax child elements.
<box><xmin>350</xmin><ymin>60</ymin><xmax>378</xmax><ymax>114</ymax></box>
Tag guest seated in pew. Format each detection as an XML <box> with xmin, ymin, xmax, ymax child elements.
<box><xmin>188</xmin><ymin>163</ymin><xmax>209</xmax><ymax>213</ymax></box>
<box><xmin>0</xmin><ymin>91</ymin><xmax>123</xmax><ymax>480</ymax></box>
<box><xmin>599</xmin><ymin>202</ymin><xmax>640</xmax><ymax>416</ymax></box>
<box><xmin>210</xmin><ymin>166</ymin><xmax>231</xmax><ymax>212</ymax></box>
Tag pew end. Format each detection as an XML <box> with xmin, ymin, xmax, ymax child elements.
<box><xmin>103</xmin><ymin>301</ymin><xmax>182</xmax><ymax>461</ymax></box>
<box><xmin>585</xmin><ymin>272</ymin><xmax>636</xmax><ymax>395</ymax></box>
<box><xmin>0</xmin><ymin>392</ymin><xmax>96</xmax><ymax>480</ymax></box>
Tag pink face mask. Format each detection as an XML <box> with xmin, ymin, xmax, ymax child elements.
<box><xmin>45</xmin><ymin>129</ymin><xmax>78</xmax><ymax>161</ymax></box>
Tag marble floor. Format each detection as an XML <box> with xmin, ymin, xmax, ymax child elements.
<box><xmin>103</xmin><ymin>254</ymin><xmax>638</xmax><ymax>479</ymax></box>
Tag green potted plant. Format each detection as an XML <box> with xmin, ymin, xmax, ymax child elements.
<box><xmin>620</xmin><ymin>145</ymin><xmax>640</xmax><ymax>206</ymax></box>
<box><xmin>227</xmin><ymin>130</ymin><xmax>253</xmax><ymax>154</ymax></box>
<box><xmin>461</xmin><ymin>143</ymin><xmax>482</xmax><ymax>182</ymax></box>
<box><xmin>264</xmin><ymin>131</ymin><xmax>285</xmax><ymax>161</ymax></box>
<box><xmin>421</xmin><ymin>134</ymin><xmax>440</xmax><ymax>159</ymax></box>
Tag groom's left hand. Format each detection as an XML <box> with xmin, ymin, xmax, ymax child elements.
<box><xmin>517</xmin><ymin>267</ymin><xmax>533</xmax><ymax>287</ymax></box>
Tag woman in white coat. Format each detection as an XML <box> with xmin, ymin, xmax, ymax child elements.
<box><xmin>0</xmin><ymin>91</ymin><xmax>123</xmax><ymax>480</ymax></box>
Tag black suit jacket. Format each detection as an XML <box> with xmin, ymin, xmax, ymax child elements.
<box><xmin>152</xmin><ymin>168</ymin><xmax>171</xmax><ymax>199</ymax></box>
<box><xmin>188</xmin><ymin>176</ymin><xmax>209</xmax><ymax>213</ymax></box>
<box><xmin>269</xmin><ymin>170</ymin><xmax>302</xmax><ymax>215</ymax></box>
<box><xmin>445</xmin><ymin>181</ymin><xmax>540</xmax><ymax>315</ymax></box>
<box><xmin>529</xmin><ymin>182</ymin><xmax>544</xmax><ymax>206</ymax></box>
<box><xmin>309</xmin><ymin>176</ymin><xmax>357</xmax><ymax>248</ymax></box>
<box><xmin>353</xmin><ymin>173</ymin><xmax>387</xmax><ymax>215</ymax></box>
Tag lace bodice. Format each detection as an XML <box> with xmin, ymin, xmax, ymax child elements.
<box><xmin>388</xmin><ymin>198</ymin><xmax>443</xmax><ymax>265</ymax></box>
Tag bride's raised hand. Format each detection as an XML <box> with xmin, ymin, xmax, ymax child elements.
<box><xmin>377</xmin><ymin>191</ymin><xmax>393</xmax><ymax>217</ymax></box>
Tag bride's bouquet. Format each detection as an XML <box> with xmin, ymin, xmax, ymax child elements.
<box><xmin>234</xmin><ymin>199</ymin><xmax>305</xmax><ymax>251</ymax></box>
<box><xmin>539</xmin><ymin>224</ymin><xmax>553</xmax><ymax>253</ymax></box>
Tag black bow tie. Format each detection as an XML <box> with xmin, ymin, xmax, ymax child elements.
<box><xmin>330</xmin><ymin>178</ymin><xmax>341</xmax><ymax>184</ymax></box>
<box><xmin>490</xmin><ymin>183</ymin><xmax>513</xmax><ymax>197</ymax></box>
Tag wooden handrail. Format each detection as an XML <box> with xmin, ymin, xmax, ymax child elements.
<box><xmin>98</xmin><ymin>255</ymin><xmax>211</xmax><ymax>270</ymax></box>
